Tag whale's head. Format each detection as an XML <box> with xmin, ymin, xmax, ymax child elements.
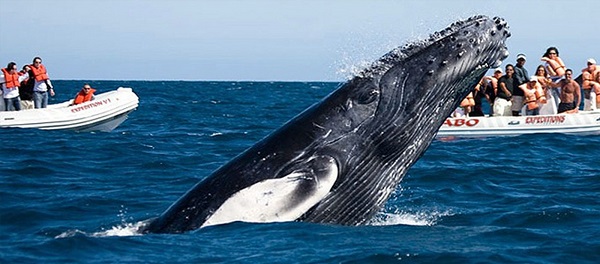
<box><xmin>298</xmin><ymin>15</ymin><xmax>510</xmax><ymax>224</ymax></box>
<box><xmin>355</xmin><ymin>15</ymin><xmax>510</xmax><ymax>125</ymax></box>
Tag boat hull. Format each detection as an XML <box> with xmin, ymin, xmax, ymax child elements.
<box><xmin>437</xmin><ymin>111</ymin><xmax>600</xmax><ymax>138</ymax></box>
<box><xmin>0</xmin><ymin>87</ymin><xmax>139</xmax><ymax>132</ymax></box>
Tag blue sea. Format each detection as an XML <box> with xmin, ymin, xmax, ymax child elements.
<box><xmin>1</xmin><ymin>80</ymin><xmax>599</xmax><ymax>263</ymax></box>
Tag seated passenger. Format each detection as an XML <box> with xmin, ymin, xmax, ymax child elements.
<box><xmin>581</xmin><ymin>58</ymin><xmax>600</xmax><ymax>109</ymax></box>
<box><xmin>519</xmin><ymin>76</ymin><xmax>546</xmax><ymax>116</ymax></box>
<box><xmin>72</xmin><ymin>84</ymin><xmax>96</xmax><ymax>105</ymax></box>
<box><xmin>541</xmin><ymin>47</ymin><xmax>566</xmax><ymax>81</ymax></box>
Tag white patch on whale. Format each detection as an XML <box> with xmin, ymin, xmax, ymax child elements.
<box><xmin>203</xmin><ymin>158</ymin><xmax>338</xmax><ymax>227</ymax></box>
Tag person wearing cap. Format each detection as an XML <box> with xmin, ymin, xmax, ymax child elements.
<box><xmin>581</xmin><ymin>58</ymin><xmax>600</xmax><ymax>110</ymax></box>
<box><xmin>549</xmin><ymin>69</ymin><xmax>580</xmax><ymax>114</ymax></box>
<box><xmin>541</xmin><ymin>47</ymin><xmax>566</xmax><ymax>80</ymax></box>
<box><xmin>476</xmin><ymin>67</ymin><xmax>503</xmax><ymax>116</ymax></box>
<box><xmin>514</xmin><ymin>54</ymin><xmax>529</xmax><ymax>84</ymax></box>
<box><xmin>511</xmin><ymin>54</ymin><xmax>529</xmax><ymax>116</ymax></box>
<box><xmin>519</xmin><ymin>76</ymin><xmax>546</xmax><ymax>116</ymax></box>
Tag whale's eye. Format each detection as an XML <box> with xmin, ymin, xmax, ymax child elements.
<box><xmin>355</xmin><ymin>89</ymin><xmax>380</xmax><ymax>105</ymax></box>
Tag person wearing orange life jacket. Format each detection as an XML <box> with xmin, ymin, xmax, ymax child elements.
<box><xmin>1</xmin><ymin>62</ymin><xmax>29</xmax><ymax>111</ymax></box>
<box><xmin>581</xmin><ymin>58</ymin><xmax>600</xmax><ymax>110</ymax></box>
<box><xmin>519</xmin><ymin>76</ymin><xmax>547</xmax><ymax>116</ymax></box>
<box><xmin>29</xmin><ymin>57</ymin><xmax>54</xmax><ymax>109</ymax></box>
<box><xmin>71</xmin><ymin>84</ymin><xmax>96</xmax><ymax>105</ymax></box>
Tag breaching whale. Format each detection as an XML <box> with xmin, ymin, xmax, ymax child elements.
<box><xmin>141</xmin><ymin>15</ymin><xmax>510</xmax><ymax>233</ymax></box>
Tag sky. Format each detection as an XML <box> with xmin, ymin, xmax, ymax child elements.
<box><xmin>1</xmin><ymin>0</ymin><xmax>599</xmax><ymax>81</ymax></box>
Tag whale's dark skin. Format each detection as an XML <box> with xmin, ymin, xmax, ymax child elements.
<box><xmin>141</xmin><ymin>15</ymin><xmax>510</xmax><ymax>233</ymax></box>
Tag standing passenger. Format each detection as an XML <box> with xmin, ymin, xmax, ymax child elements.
<box><xmin>19</xmin><ymin>65</ymin><xmax>34</xmax><ymax>110</ymax></box>
<box><xmin>494</xmin><ymin>64</ymin><xmax>517</xmax><ymax>116</ymax></box>
<box><xmin>541</xmin><ymin>47</ymin><xmax>567</xmax><ymax>81</ymax></box>
<box><xmin>1</xmin><ymin>62</ymin><xmax>28</xmax><ymax>111</ymax></box>
<box><xmin>511</xmin><ymin>54</ymin><xmax>529</xmax><ymax>116</ymax></box>
<box><xmin>550</xmin><ymin>69</ymin><xmax>581</xmax><ymax>114</ymax></box>
<box><xmin>519</xmin><ymin>76</ymin><xmax>546</xmax><ymax>116</ymax></box>
<box><xmin>482</xmin><ymin>67</ymin><xmax>503</xmax><ymax>116</ymax></box>
<box><xmin>581</xmin><ymin>58</ymin><xmax>600</xmax><ymax>110</ymax></box>
<box><xmin>535</xmin><ymin>65</ymin><xmax>557</xmax><ymax>114</ymax></box>
<box><xmin>30</xmin><ymin>57</ymin><xmax>55</xmax><ymax>108</ymax></box>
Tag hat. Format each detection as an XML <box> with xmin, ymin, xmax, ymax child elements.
<box><xmin>529</xmin><ymin>76</ymin><xmax>538</xmax><ymax>82</ymax></box>
<box><xmin>494</xmin><ymin>67</ymin><xmax>503</xmax><ymax>73</ymax></box>
<box><xmin>517</xmin><ymin>54</ymin><xmax>526</xmax><ymax>60</ymax></box>
<box><xmin>588</xmin><ymin>58</ymin><xmax>597</xmax><ymax>65</ymax></box>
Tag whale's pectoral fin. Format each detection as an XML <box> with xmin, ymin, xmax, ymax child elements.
<box><xmin>202</xmin><ymin>155</ymin><xmax>338</xmax><ymax>228</ymax></box>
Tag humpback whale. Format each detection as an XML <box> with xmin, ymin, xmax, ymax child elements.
<box><xmin>141</xmin><ymin>15</ymin><xmax>510</xmax><ymax>233</ymax></box>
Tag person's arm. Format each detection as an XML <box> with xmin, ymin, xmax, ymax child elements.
<box><xmin>575</xmin><ymin>83</ymin><xmax>581</xmax><ymax>111</ymax></box>
<box><xmin>18</xmin><ymin>72</ymin><xmax>29</xmax><ymax>83</ymax></box>
<box><xmin>46</xmin><ymin>79</ymin><xmax>55</xmax><ymax>96</ymax></box>
<box><xmin>535</xmin><ymin>84</ymin><xmax>547</xmax><ymax>103</ymax></box>
<box><xmin>518</xmin><ymin>83</ymin><xmax>527</xmax><ymax>94</ymax></box>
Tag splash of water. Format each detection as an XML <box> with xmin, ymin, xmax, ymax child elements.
<box><xmin>368</xmin><ymin>209</ymin><xmax>453</xmax><ymax>227</ymax></box>
<box><xmin>55</xmin><ymin>205</ymin><xmax>148</xmax><ymax>238</ymax></box>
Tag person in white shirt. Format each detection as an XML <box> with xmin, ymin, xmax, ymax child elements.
<box><xmin>29</xmin><ymin>57</ymin><xmax>55</xmax><ymax>108</ymax></box>
<box><xmin>1</xmin><ymin>62</ymin><xmax>29</xmax><ymax>111</ymax></box>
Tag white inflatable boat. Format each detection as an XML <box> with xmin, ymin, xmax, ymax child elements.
<box><xmin>437</xmin><ymin>110</ymin><xmax>600</xmax><ymax>138</ymax></box>
<box><xmin>0</xmin><ymin>87</ymin><xmax>139</xmax><ymax>132</ymax></box>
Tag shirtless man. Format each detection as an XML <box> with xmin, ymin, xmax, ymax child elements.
<box><xmin>581</xmin><ymin>58</ymin><xmax>600</xmax><ymax>108</ymax></box>
<box><xmin>550</xmin><ymin>69</ymin><xmax>581</xmax><ymax>114</ymax></box>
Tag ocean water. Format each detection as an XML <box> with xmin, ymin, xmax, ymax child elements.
<box><xmin>1</xmin><ymin>80</ymin><xmax>599</xmax><ymax>263</ymax></box>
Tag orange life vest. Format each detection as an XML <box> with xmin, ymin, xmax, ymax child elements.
<box><xmin>73</xmin><ymin>88</ymin><xmax>96</xmax><ymax>105</ymax></box>
<box><xmin>524</xmin><ymin>85</ymin><xmax>546</xmax><ymax>110</ymax></box>
<box><xmin>30</xmin><ymin>64</ymin><xmax>49</xmax><ymax>82</ymax></box>
<box><xmin>1</xmin><ymin>68</ymin><xmax>20</xmax><ymax>88</ymax></box>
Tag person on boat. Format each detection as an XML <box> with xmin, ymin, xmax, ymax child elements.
<box><xmin>454</xmin><ymin>92</ymin><xmax>475</xmax><ymax>117</ymax></box>
<box><xmin>477</xmin><ymin>67</ymin><xmax>503</xmax><ymax>116</ymax></box>
<box><xmin>469</xmin><ymin>79</ymin><xmax>488</xmax><ymax>117</ymax></box>
<box><xmin>1</xmin><ymin>62</ymin><xmax>28</xmax><ymax>111</ymax></box>
<box><xmin>71</xmin><ymin>84</ymin><xmax>96</xmax><ymax>105</ymax></box>
<box><xmin>550</xmin><ymin>69</ymin><xmax>581</xmax><ymax>114</ymax></box>
<box><xmin>18</xmin><ymin>65</ymin><xmax>34</xmax><ymax>110</ymax></box>
<box><xmin>29</xmin><ymin>57</ymin><xmax>55</xmax><ymax>109</ymax></box>
<box><xmin>581</xmin><ymin>58</ymin><xmax>600</xmax><ymax>110</ymax></box>
<box><xmin>541</xmin><ymin>47</ymin><xmax>567</xmax><ymax>81</ymax></box>
<box><xmin>534</xmin><ymin>65</ymin><xmax>559</xmax><ymax>115</ymax></box>
<box><xmin>519</xmin><ymin>76</ymin><xmax>546</xmax><ymax>116</ymax></box>
<box><xmin>511</xmin><ymin>54</ymin><xmax>529</xmax><ymax>116</ymax></box>
<box><xmin>494</xmin><ymin>64</ymin><xmax>517</xmax><ymax>116</ymax></box>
